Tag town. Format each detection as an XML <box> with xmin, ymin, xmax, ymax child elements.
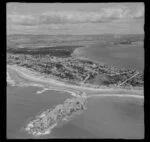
<box><xmin>7</xmin><ymin>51</ymin><xmax>143</xmax><ymax>89</ymax></box>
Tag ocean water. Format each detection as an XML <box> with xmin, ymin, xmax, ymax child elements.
<box><xmin>7</xmin><ymin>85</ymin><xmax>72</xmax><ymax>139</ymax></box>
<box><xmin>75</xmin><ymin>43</ymin><xmax>144</xmax><ymax>71</ymax></box>
<box><xmin>7</xmin><ymin>84</ymin><xmax>144</xmax><ymax>139</ymax></box>
<box><xmin>52</xmin><ymin>96</ymin><xmax>144</xmax><ymax>139</ymax></box>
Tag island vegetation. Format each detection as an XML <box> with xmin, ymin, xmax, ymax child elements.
<box><xmin>25</xmin><ymin>96</ymin><xmax>87</xmax><ymax>136</ymax></box>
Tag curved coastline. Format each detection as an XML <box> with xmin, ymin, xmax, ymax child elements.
<box><xmin>7</xmin><ymin>65</ymin><xmax>143</xmax><ymax>97</ymax></box>
<box><xmin>7</xmin><ymin>65</ymin><xmax>144</xmax><ymax>137</ymax></box>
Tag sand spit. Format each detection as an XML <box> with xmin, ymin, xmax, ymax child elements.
<box><xmin>7</xmin><ymin>65</ymin><xmax>144</xmax><ymax>137</ymax></box>
<box><xmin>36</xmin><ymin>87</ymin><xmax>82</xmax><ymax>97</ymax></box>
<box><xmin>7</xmin><ymin>65</ymin><xmax>143</xmax><ymax>100</ymax></box>
<box><xmin>87</xmin><ymin>94</ymin><xmax>144</xmax><ymax>99</ymax></box>
<box><xmin>7</xmin><ymin>65</ymin><xmax>143</xmax><ymax>96</ymax></box>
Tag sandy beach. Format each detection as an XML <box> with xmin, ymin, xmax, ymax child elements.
<box><xmin>7</xmin><ymin>65</ymin><xmax>144</xmax><ymax>99</ymax></box>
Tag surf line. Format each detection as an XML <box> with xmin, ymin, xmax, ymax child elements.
<box><xmin>7</xmin><ymin>72</ymin><xmax>16</xmax><ymax>86</ymax></box>
<box><xmin>36</xmin><ymin>86</ymin><xmax>85</xmax><ymax>98</ymax></box>
<box><xmin>87</xmin><ymin>94</ymin><xmax>144</xmax><ymax>99</ymax></box>
<box><xmin>6</xmin><ymin>75</ymin><xmax>85</xmax><ymax>98</ymax></box>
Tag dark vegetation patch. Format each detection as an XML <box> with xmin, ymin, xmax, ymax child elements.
<box><xmin>7</xmin><ymin>45</ymin><xmax>82</xmax><ymax>57</ymax></box>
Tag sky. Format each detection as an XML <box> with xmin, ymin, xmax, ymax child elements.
<box><xmin>7</xmin><ymin>3</ymin><xmax>144</xmax><ymax>35</ymax></box>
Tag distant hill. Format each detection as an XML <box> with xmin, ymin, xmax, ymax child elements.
<box><xmin>7</xmin><ymin>34</ymin><xmax>144</xmax><ymax>49</ymax></box>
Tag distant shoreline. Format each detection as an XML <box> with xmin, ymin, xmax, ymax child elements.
<box><xmin>73</xmin><ymin>43</ymin><xmax>144</xmax><ymax>72</ymax></box>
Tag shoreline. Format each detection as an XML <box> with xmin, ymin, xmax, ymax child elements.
<box><xmin>7</xmin><ymin>65</ymin><xmax>144</xmax><ymax>91</ymax></box>
<box><xmin>7</xmin><ymin>65</ymin><xmax>144</xmax><ymax>99</ymax></box>
<box><xmin>7</xmin><ymin>64</ymin><xmax>144</xmax><ymax>137</ymax></box>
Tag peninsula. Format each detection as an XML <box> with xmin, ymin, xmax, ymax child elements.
<box><xmin>7</xmin><ymin>34</ymin><xmax>144</xmax><ymax>137</ymax></box>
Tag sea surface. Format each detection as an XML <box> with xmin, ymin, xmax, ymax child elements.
<box><xmin>75</xmin><ymin>43</ymin><xmax>144</xmax><ymax>71</ymax></box>
<box><xmin>7</xmin><ymin>85</ymin><xmax>144</xmax><ymax>139</ymax></box>
<box><xmin>7</xmin><ymin>85</ymin><xmax>72</xmax><ymax>139</ymax></box>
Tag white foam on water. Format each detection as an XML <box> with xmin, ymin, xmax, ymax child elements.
<box><xmin>7</xmin><ymin>72</ymin><xmax>16</xmax><ymax>86</ymax></box>
<box><xmin>88</xmin><ymin>94</ymin><xmax>144</xmax><ymax>99</ymax></box>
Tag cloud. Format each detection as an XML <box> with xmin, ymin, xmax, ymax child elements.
<box><xmin>133</xmin><ymin>6</ymin><xmax>144</xmax><ymax>19</ymax></box>
<box><xmin>7</xmin><ymin>5</ymin><xmax>144</xmax><ymax>26</ymax></box>
<box><xmin>7</xmin><ymin>14</ymin><xmax>38</xmax><ymax>26</ymax></box>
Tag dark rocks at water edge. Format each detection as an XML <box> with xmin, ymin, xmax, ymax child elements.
<box><xmin>25</xmin><ymin>96</ymin><xmax>87</xmax><ymax>136</ymax></box>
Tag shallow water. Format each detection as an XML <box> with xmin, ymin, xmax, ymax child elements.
<box><xmin>75</xmin><ymin>43</ymin><xmax>144</xmax><ymax>71</ymax></box>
